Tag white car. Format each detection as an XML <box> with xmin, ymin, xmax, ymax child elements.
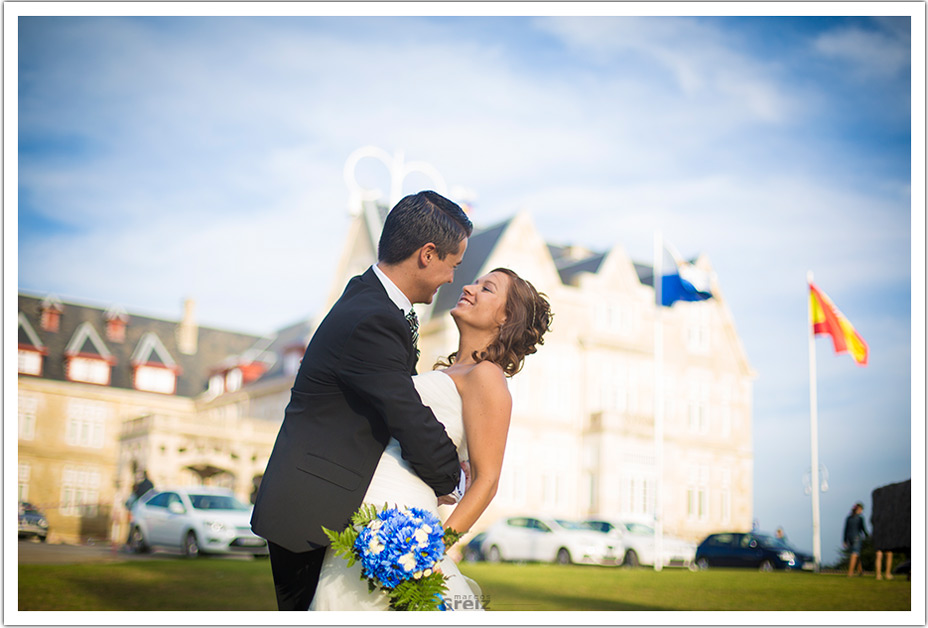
<box><xmin>480</xmin><ymin>516</ymin><xmax>621</xmax><ymax>565</ymax></box>
<box><xmin>583</xmin><ymin>517</ymin><xmax>696</xmax><ymax>569</ymax></box>
<box><xmin>128</xmin><ymin>486</ymin><xmax>268</xmax><ymax>558</ymax></box>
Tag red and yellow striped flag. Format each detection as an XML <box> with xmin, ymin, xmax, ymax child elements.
<box><xmin>809</xmin><ymin>282</ymin><xmax>868</xmax><ymax>366</ymax></box>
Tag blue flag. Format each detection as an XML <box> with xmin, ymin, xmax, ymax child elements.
<box><xmin>660</xmin><ymin>242</ymin><xmax>713</xmax><ymax>307</ymax></box>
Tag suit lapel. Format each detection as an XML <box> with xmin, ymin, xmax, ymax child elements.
<box><xmin>359</xmin><ymin>268</ymin><xmax>418</xmax><ymax>375</ymax></box>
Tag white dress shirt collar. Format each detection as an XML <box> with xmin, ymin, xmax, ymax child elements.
<box><xmin>371</xmin><ymin>264</ymin><xmax>413</xmax><ymax>315</ymax></box>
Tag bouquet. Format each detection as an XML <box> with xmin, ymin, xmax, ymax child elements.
<box><xmin>322</xmin><ymin>503</ymin><xmax>464</xmax><ymax>611</ymax></box>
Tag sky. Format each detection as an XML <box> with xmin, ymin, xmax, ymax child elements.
<box><xmin>11</xmin><ymin>5</ymin><xmax>924</xmax><ymax>568</ymax></box>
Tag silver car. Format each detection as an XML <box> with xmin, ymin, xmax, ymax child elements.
<box><xmin>481</xmin><ymin>516</ymin><xmax>621</xmax><ymax>565</ymax></box>
<box><xmin>128</xmin><ymin>486</ymin><xmax>268</xmax><ymax>558</ymax></box>
<box><xmin>584</xmin><ymin>517</ymin><xmax>696</xmax><ymax>568</ymax></box>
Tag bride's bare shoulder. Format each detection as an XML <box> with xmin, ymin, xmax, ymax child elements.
<box><xmin>459</xmin><ymin>361</ymin><xmax>510</xmax><ymax>402</ymax></box>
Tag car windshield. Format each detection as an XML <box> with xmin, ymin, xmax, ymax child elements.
<box><xmin>189</xmin><ymin>494</ymin><xmax>250</xmax><ymax>511</ymax></box>
<box><xmin>555</xmin><ymin>519</ymin><xmax>591</xmax><ymax>531</ymax></box>
<box><xmin>625</xmin><ymin>523</ymin><xmax>655</xmax><ymax>535</ymax></box>
<box><xmin>755</xmin><ymin>534</ymin><xmax>790</xmax><ymax>549</ymax></box>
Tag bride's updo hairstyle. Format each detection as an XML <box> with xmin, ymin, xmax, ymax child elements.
<box><xmin>437</xmin><ymin>268</ymin><xmax>553</xmax><ymax>377</ymax></box>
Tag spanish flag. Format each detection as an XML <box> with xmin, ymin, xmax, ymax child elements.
<box><xmin>809</xmin><ymin>282</ymin><xmax>868</xmax><ymax>366</ymax></box>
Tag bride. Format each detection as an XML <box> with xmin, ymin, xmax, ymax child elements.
<box><xmin>310</xmin><ymin>267</ymin><xmax>552</xmax><ymax>611</ymax></box>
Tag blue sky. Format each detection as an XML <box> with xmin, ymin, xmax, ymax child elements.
<box><xmin>12</xmin><ymin>7</ymin><xmax>923</xmax><ymax>567</ymax></box>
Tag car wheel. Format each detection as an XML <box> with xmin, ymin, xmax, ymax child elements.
<box><xmin>129</xmin><ymin>526</ymin><xmax>149</xmax><ymax>554</ymax></box>
<box><xmin>183</xmin><ymin>531</ymin><xmax>200</xmax><ymax>558</ymax></box>
<box><xmin>38</xmin><ymin>534</ymin><xmax>47</xmax><ymax>543</ymax></box>
<box><xmin>759</xmin><ymin>559</ymin><xmax>774</xmax><ymax>572</ymax></box>
<box><xmin>487</xmin><ymin>545</ymin><xmax>502</xmax><ymax>563</ymax></box>
<box><xmin>623</xmin><ymin>549</ymin><xmax>640</xmax><ymax>568</ymax></box>
<box><xmin>556</xmin><ymin>548</ymin><xmax>572</xmax><ymax>565</ymax></box>
<box><xmin>696</xmin><ymin>557</ymin><xmax>709</xmax><ymax>570</ymax></box>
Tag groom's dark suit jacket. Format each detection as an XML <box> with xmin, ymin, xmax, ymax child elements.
<box><xmin>251</xmin><ymin>268</ymin><xmax>461</xmax><ymax>553</ymax></box>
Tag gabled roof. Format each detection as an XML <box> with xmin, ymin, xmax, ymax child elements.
<box><xmin>18</xmin><ymin>292</ymin><xmax>264</xmax><ymax>397</ymax></box>
<box><xmin>556</xmin><ymin>253</ymin><xmax>607</xmax><ymax>285</ymax></box>
<box><xmin>18</xmin><ymin>312</ymin><xmax>45</xmax><ymax>351</ymax></box>
<box><xmin>131</xmin><ymin>332</ymin><xmax>177</xmax><ymax>368</ymax></box>
<box><xmin>431</xmin><ymin>218</ymin><xmax>511</xmax><ymax>318</ymax></box>
<box><xmin>64</xmin><ymin>321</ymin><xmax>114</xmax><ymax>361</ymax></box>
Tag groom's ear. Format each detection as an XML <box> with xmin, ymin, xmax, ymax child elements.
<box><xmin>417</xmin><ymin>243</ymin><xmax>438</xmax><ymax>267</ymax></box>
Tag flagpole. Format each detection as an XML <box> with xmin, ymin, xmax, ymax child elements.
<box><xmin>653</xmin><ymin>231</ymin><xmax>664</xmax><ymax>572</ymax></box>
<box><xmin>807</xmin><ymin>270</ymin><xmax>822</xmax><ymax>572</ymax></box>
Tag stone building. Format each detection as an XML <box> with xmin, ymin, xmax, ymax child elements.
<box><xmin>326</xmin><ymin>205</ymin><xmax>756</xmax><ymax>543</ymax></box>
<box><xmin>16</xmin><ymin>293</ymin><xmax>282</xmax><ymax>543</ymax></box>
<box><xmin>18</xmin><ymin>199</ymin><xmax>754</xmax><ymax>546</ymax></box>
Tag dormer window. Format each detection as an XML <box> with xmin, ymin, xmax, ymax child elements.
<box><xmin>283</xmin><ymin>345</ymin><xmax>304</xmax><ymax>377</ymax></box>
<box><xmin>130</xmin><ymin>332</ymin><xmax>179</xmax><ymax>394</ymax></box>
<box><xmin>64</xmin><ymin>322</ymin><xmax>114</xmax><ymax>386</ymax></box>
<box><xmin>40</xmin><ymin>295</ymin><xmax>63</xmax><ymax>332</ymax></box>
<box><xmin>18</xmin><ymin>313</ymin><xmax>47</xmax><ymax>376</ymax></box>
<box><xmin>225</xmin><ymin>368</ymin><xmax>243</xmax><ymax>393</ymax></box>
<box><xmin>104</xmin><ymin>305</ymin><xmax>129</xmax><ymax>343</ymax></box>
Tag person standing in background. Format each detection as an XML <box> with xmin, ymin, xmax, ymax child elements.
<box><xmin>843</xmin><ymin>502</ymin><xmax>868</xmax><ymax>577</ymax></box>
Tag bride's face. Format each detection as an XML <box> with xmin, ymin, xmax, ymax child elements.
<box><xmin>451</xmin><ymin>271</ymin><xmax>510</xmax><ymax>331</ymax></box>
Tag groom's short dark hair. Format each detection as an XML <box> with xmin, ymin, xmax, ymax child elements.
<box><xmin>378</xmin><ymin>191</ymin><xmax>473</xmax><ymax>264</ymax></box>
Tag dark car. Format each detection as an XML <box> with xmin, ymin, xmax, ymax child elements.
<box><xmin>18</xmin><ymin>502</ymin><xmax>49</xmax><ymax>542</ymax></box>
<box><xmin>462</xmin><ymin>532</ymin><xmax>487</xmax><ymax>562</ymax></box>
<box><xmin>695</xmin><ymin>532</ymin><xmax>813</xmax><ymax>571</ymax></box>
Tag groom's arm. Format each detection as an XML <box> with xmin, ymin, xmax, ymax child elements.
<box><xmin>337</xmin><ymin>311</ymin><xmax>461</xmax><ymax>496</ymax></box>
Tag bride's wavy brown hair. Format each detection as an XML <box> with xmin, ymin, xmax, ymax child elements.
<box><xmin>435</xmin><ymin>268</ymin><xmax>553</xmax><ymax>377</ymax></box>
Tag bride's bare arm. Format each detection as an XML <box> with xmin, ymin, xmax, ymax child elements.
<box><xmin>443</xmin><ymin>361</ymin><xmax>512</xmax><ymax>534</ymax></box>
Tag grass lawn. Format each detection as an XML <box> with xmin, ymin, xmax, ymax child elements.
<box><xmin>458</xmin><ymin>563</ymin><xmax>912</xmax><ymax>611</ymax></box>
<box><xmin>18</xmin><ymin>558</ymin><xmax>910</xmax><ymax>612</ymax></box>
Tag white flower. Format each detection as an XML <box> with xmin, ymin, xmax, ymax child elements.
<box><xmin>423</xmin><ymin>568</ymin><xmax>432</xmax><ymax>577</ymax></box>
<box><xmin>368</xmin><ymin>536</ymin><xmax>385</xmax><ymax>555</ymax></box>
<box><xmin>414</xmin><ymin>529</ymin><xmax>430</xmax><ymax>546</ymax></box>
<box><xmin>421</xmin><ymin>524</ymin><xmax>432</xmax><ymax>535</ymax></box>
<box><xmin>399</xmin><ymin>552</ymin><xmax>417</xmax><ymax>572</ymax></box>
<box><xmin>369</xmin><ymin>520</ymin><xmax>383</xmax><ymax>531</ymax></box>
<box><xmin>413</xmin><ymin>570</ymin><xmax>423</xmax><ymax>579</ymax></box>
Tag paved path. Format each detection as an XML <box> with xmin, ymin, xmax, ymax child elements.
<box><xmin>17</xmin><ymin>539</ymin><xmax>254</xmax><ymax>565</ymax></box>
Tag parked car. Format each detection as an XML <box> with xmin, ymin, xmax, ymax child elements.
<box><xmin>480</xmin><ymin>516</ymin><xmax>621</xmax><ymax>565</ymax></box>
<box><xmin>18</xmin><ymin>502</ymin><xmax>49</xmax><ymax>542</ymax></box>
<box><xmin>462</xmin><ymin>531</ymin><xmax>487</xmax><ymax>562</ymax></box>
<box><xmin>583</xmin><ymin>517</ymin><xmax>696</xmax><ymax>568</ymax></box>
<box><xmin>695</xmin><ymin>532</ymin><xmax>814</xmax><ymax>571</ymax></box>
<box><xmin>128</xmin><ymin>486</ymin><xmax>268</xmax><ymax>558</ymax></box>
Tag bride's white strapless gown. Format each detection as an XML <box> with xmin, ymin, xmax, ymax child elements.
<box><xmin>310</xmin><ymin>370</ymin><xmax>484</xmax><ymax>611</ymax></box>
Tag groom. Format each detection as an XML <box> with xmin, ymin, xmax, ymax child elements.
<box><xmin>251</xmin><ymin>190</ymin><xmax>473</xmax><ymax>610</ymax></box>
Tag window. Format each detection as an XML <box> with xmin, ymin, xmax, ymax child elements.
<box><xmin>19</xmin><ymin>393</ymin><xmax>37</xmax><ymax>441</ymax></box>
<box><xmin>541</xmin><ymin>472</ymin><xmax>561</xmax><ymax>510</ymax></box>
<box><xmin>284</xmin><ymin>350</ymin><xmax>302</xmax><ymax>377</ymax></box>
<box><xmin>686</xmin><ymin>305</ymin><xmax>711</xmax><ymax>353</ymax></box>
<box><xmin>61</xmin><ymin>466</ymin><xmax>101</xmax><ymax>516</ymax></box>
<box><xmin>135</xmin><ymin>365</ymin><xmax>176</xmax><ymax>394</ymax></box>
<box><xmin>18</xmin><ymin>350</ymin><xmax>43</xmax><ymax>376</ymax></box>
<box><xmin>68</xmin><ymin>357</ymin><xmax>111</xmax><ymax>385</ymax></box>
<box><xmin>19</xmin><ymin>464</ymin><xmax>30</xmax><ymax>502</ymax></box>
<box><xmin>720</xmin><ymin>469</ymin><xmax>732</xmax><ymax>524</ymax></box>
<box><xmin>66</xmin><ymin>400</ymin><xmax>107</xmax><ymax>449</ymax></box>
<box><xmin>686</xmin><ymin>465</ymin><xmax>709</xmax><ymax>522</ymax></box>
<box><xmin>225</xmin><ymin>368</ymin><xmax>243</xmax><ymax>393</ymax></box>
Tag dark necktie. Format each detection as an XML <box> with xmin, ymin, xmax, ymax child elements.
<box><xmin>405</xmin><ymin>308</ymin><xmax>420</xmax><ymax>359</ymax></box>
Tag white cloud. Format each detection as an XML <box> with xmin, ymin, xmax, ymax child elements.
<box><xmin>534</xmin><ymin>16</ymin><xmax>795</xmax><ymax>122</ymax></box>
<box><xmin>813</xmin><ymin>24</ymin><xmax>910</xmax><ymax>80</ymax></box>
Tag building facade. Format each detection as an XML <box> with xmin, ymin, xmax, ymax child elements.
<box><xmin>16</xmin><ymin>293</ymin><xmax>287</xmax><ymax>544</ymax></box>
<box><xmin>18</xmin><ymin>201</ymin><xmax>754</xmax><ymax>547</ymax></box>
<box><xmin>327</xmin><ymin>206</ymin><xmax>756</xmax><ymax>543</ymax></box>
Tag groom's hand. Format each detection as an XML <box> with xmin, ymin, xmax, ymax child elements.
<box><xmin>437</xmin><ymin>462</ymin><xmax>471</xmax><ymax>505</ymax></box>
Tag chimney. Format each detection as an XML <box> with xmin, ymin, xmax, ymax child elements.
<box><xmin>177</xmin><ymin>298</ymin><xmax>198</xmax><ymax>355</ymax></box>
